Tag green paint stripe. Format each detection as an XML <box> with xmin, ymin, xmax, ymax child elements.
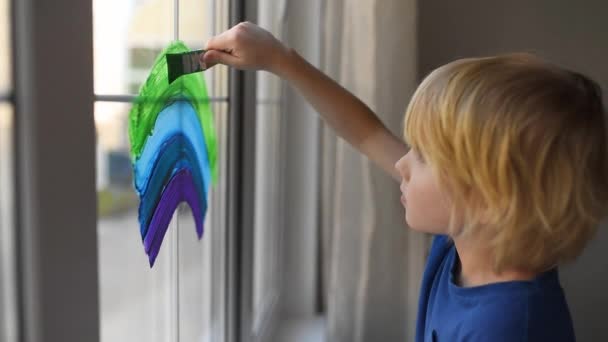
<box><xmin>128</xmin><ymin>41</ymin><xmax>218</xmax><ymax>182</ymax></box>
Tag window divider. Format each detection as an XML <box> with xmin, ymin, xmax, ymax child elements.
<box><xmin>94</xmin><ymin>94</ymin><xmax>230</xmax><ymax>104</ymax></box>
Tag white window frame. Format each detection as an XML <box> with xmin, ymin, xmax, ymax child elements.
<box><xmin>13</xmin><ymin>0</ymin><xmax>99</xmax><ymax>341</ymax></box>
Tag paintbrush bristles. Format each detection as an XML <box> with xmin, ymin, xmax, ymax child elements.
<box><xmin>166</xmin><ymin>49</ymin><xmax>206</xmax><ymax>84</ymax></box>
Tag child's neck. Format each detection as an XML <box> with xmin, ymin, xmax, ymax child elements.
<box><xmin>452</xmin><ymin>236</ymin><xmax>538</xmax><ymax>287</ymax></box>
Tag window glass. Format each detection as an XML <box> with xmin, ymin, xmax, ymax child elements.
<box><xmin>0</xmin><ymin>103</ymin><xmax>16</xmax><ymax>342</ymax></box>
<box><xmin>95</xmin><ymin>1</ymin><xmax>230</xmax><ymax>341</ymax></box>
<box><xmin>177</xmin><ymin>100</ymin><xmax>228</xmax><ymax>342</ymax></box>
<box><xmin>179</xmin><ymin>0</ymin><xmax>211</xmax><ymax>48</ymax></box>
<box><xmin>94</xmin><ymin>0</ymin><xmax>172</xmax><ymax>95</ymax></box>
<box><xmin>0</xmin><ymin>0</ymin><xmax>10</xmax><ymax>93</ymax></box>
<box><xmin>96</xmin><ymin>102</ymin><xmax>174</xmax><ymax>342</ymax></box>
<box><xmin>96</xmin><ymin>100</ymin><xmax>228</xmax><ymax>342</ymax></box>
<box><xmin>0</xmin><ymin>0</ymin><xmax>16</xmax><ymax>339</ymax></box>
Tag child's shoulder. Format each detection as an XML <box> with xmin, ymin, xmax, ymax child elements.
<box><xmin>469</xmin><ymin>290</ymin><xmax>575</xmax><ymax>342</ymax></box>
<box><xmin>425</xmin><ymin>279</ymin><xmax>575</xmax><ymax>342</ymax></box>
<box><xmin>464</xmin><ymin>271</ymin><xmax>575</xmax><ymax>341</ymax></box>
<box><xmin>464</xmin><ymin>299</ymin><xmax>529</xmax><ymax>341</ymax></box>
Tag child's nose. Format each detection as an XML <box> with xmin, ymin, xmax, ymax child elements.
<box><xmin>394</xmin><ymin>154</ymin><xmax>410</xmax><ymax>181</ymax></box>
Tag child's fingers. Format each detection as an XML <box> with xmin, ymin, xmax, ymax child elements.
<box><xmin>199</xmin><ymin>60</ymin><xmax>217</xmax><ymax>70</ymax></box>
<box><xmin>200</xmin><ymin>50</ymin><xmax>239</xmax><ymax>69</ymax></box>
<box><xmin>205</xmin><ymin>26</ymin><xmax>237</xmax><ymax>51</ymax></box>
<box><xmin>206</xmin><ymin>21</ymin><xmax>255</xmax><ymax>50</ymax></box>
<box><xmin>205</xmin><ymin>34</ymin><xmax>225</xmax><ymax>51</ymax></box>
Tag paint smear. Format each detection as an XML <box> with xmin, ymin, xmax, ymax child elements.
<box><xmin>128</xmin><ymin>41</ymin><xmax>217</xmax><ymax>267</ymax></box>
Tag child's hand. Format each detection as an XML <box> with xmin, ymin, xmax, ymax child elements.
<box><xmin>200</xmin><ymin>22</ymin><xmax>290</xmax><ymax>75</ymax></box>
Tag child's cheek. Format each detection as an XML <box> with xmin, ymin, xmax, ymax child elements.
<box><xmin>406</xmin><ymin>180</ymin><xmax>452</xmax><ymax>234</ymax></box>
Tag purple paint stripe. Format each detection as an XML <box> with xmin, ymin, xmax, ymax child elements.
<box><xmin>143</xmin><ymin>169</ymin><xmax>205</xmax><ymax>267</ymax></box>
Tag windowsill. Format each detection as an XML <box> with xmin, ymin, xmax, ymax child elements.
<box><xmin>274</xmin><ymin>315</ymin><xmax>325</xmax><ymax>342</ymax></box>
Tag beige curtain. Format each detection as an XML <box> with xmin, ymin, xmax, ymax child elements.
<box><xmin>319</xmin><ymin>0</ymin><xmax>429</xmax><ymax>341</ymax></box>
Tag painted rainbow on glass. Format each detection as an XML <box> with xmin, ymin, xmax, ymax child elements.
<box><xmin>129</xmin><ymin>41</ymin><xmax>218</xmax><ymax>267</ymax></box>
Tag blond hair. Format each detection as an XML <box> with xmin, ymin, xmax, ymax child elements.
<box><xmin>404</xmin><ymin>53</ymin><xmax>608</xmax><ymax>273</ymax></box>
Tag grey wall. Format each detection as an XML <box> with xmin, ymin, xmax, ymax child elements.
<box><xmin>418</xmin><ymin>1</ymin><xmax>608</xmax><ymax>341</ymax></box>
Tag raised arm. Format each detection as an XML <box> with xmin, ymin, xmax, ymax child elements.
<box><xmin>202</xmin><ymin>22</ymin><xmax>407</xmax><ymax>181</ymax></box>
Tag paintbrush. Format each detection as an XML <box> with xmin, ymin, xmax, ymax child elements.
<box><xmin>166</xmin><ymin>49</ymin><xmax>206</xmax><ymax>84</ymax></box>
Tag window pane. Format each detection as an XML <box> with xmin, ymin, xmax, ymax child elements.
<box><xmin>177</xmin><ymin>100</ymin><xmax>228</xmax><ymax>342</ymax></box>
<box><xmin>93</xmin><ymin>0</ymin><xmax>228</xmax><ymax>96</ymax></box>
<box><xmin>0</xmin><ymin>103</ymin><xmax>16</xmax><ymax>342</ymax></box>
<box><xmin>208</xmin><ymin>101</ymin><xmax>228</xmax><ymax>342</ymax></box>
<box><xmin>0</xmin><ymin>1</ymin><xmax>15</xmax><ymax>339</ymax></box>
<box><xmin>93</xmin><ymin>0</ymin><xmax>173</xmax><ymax>94</ymax></box>
<box><xmin>0</xmin><ymin>0</ymin><xmax>11</xmax><ymax>92</ymax></box>
<box><xmin>96</xmin><ymin>102</ymin><xmax>175</xmax><ymax>342</ymax></box>
<box><xmin>180</xmin><ymin>0</ymin><xmax>230</xmax><ymax>99</ymax></box>
<box><xmin>176</xmin><ymin>2</ymin><xmax>230</xmax><ymax>337</ymax></box>
<box><xmin>179</xmin><ymin>0</ymin><xmax>209</xmax><ymax>48</ymax></box>
<box><xmin>96</xmin><ymin>1</ymin><xmax>230</xmax><ymax>340</ymax></box>
<box><xmin>96</xmin><ymin>82</ymin><xmax>228</xmax><ymax>342</ymax></box>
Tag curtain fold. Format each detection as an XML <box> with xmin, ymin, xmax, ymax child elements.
<box><xmin>320</xmin><ymin>0</ymin><xmax>428</xmax><ymax>341</ymax></box>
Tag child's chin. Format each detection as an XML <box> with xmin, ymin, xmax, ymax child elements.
<box><xmin>407</xmin><ymin>224</ymin><xmax>430</xmax><ymax>233</ymax></box>
<box><xmin>405</xmin><ymin>212</ymin><xmax>419</xmax><ymax>229</ymax></box>
<box><xmin>405</xmin><ymin>216</ymin><xmax>445</xmax><ymax>235</ymax></box>
<box><xmin>404</xmin><ymin>216</ymin><xmax>424</xmax><ymax>232</ymax></box>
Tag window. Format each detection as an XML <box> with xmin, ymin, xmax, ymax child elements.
<box><xmin>6</xmin><ymin>1</ymin><xmax>290</xmax><ymax>341</ymax></box>
<box><xmin>0</xmin><ymin>0</ymin><xmax>16</xmax><ymax>340</ymax></box>
<box><xmin>0</xmin><ymin>104</ymin><xmax>15</xmax><ymax>342</ymax></box>
<box><xmin>94</xmin><ymin>1</ymin><xmax>229</xmax><ymax>341</ymax></box>
<box><xmin>0</xmin><ymin>0</ymin><xmax>9</xmax><ymax>93</ymax></box>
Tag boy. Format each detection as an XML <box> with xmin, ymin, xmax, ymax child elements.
<box><xmin>202</xmin><ymin>22</ymin><xmax>608</xmax><ymax>341</ymax></box>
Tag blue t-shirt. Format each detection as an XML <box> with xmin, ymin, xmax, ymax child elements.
<box><xmin>415</xmin><ymin>235</ymin><xmax>576</xmax><ymax>342</ymax></box>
